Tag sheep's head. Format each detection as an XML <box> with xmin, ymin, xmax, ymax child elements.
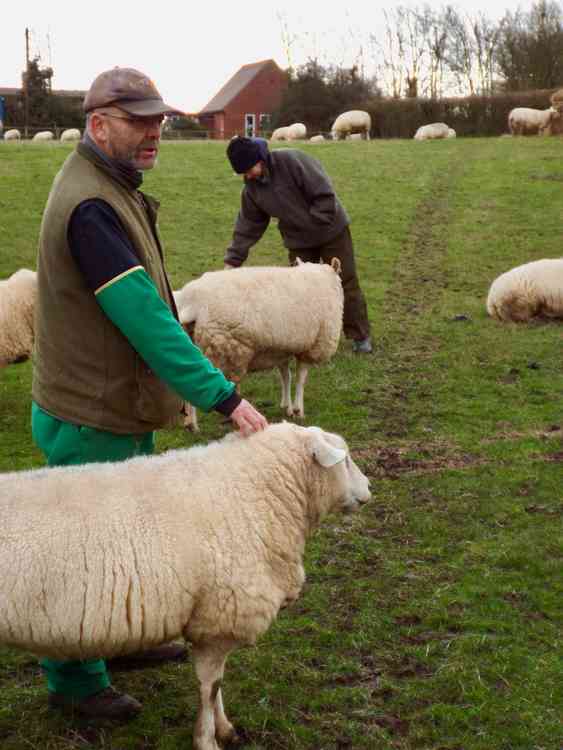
<box><xmin>306</xmin><ymin>426</ymin><xmax>371</xmax><ymax>514</ymax></box>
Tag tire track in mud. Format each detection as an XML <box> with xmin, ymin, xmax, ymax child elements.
<box><xmin>367</xmin><ymin>154</ymin><xmax>469</xmax><ymax>442</ymax></box>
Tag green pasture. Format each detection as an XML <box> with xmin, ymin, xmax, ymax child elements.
<box><xmin>0</xmin><ymin>137</ymin><xmax>561</xmax><ymax>749</ymax></box>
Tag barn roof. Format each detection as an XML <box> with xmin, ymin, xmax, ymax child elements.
<box><xmin>199</xmin><ymin>59</ymin><xmax>280</xmax><ymax>114</ymax></box>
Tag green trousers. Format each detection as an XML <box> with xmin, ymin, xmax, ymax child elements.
<box><xmin>31</xmin><ymin>402</ymin><xmax>154</xmax><ymax>698</ymax></box>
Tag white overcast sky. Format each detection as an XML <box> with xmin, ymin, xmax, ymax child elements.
<box><xmin>3</xmin><ymin>0</ymin><xmax>535</xmax><ymax>113</ymax></box>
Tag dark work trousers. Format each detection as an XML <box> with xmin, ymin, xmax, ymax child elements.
<box><xmin>288</xmin><ymin>226</ymin><xmax>371</xmax><ymax>342</ymax></box>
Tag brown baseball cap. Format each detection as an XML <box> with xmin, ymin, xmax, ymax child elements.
<box><xmin>83</xmin><ymin>67</ymin><xmax>185</xmax><ymax>116</ymax></box>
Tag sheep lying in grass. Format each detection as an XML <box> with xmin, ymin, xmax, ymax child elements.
<box><xmin>486</xmin><ymin>258</ymin><xmax>563</xmax><ymax>322</ymax></box>
<box><xmin>0</xmin><ymin>269</ymin><xmax>37</xmax><ymax>368</ymax></box>
<box><xmin>507</xmin><ymin>107</ymin><xmax>560</xmax><ymax>135</ymax></box>
<box><xmin>32</xmin><ymin>131</ymin><xmax>54</xmax><ymax>142</ymax></box>
<box><xmin>414</xmin><ymin>122</ymin><xmax>452</xmax><ymax>140</ymax></box>
<box><xmin>60</xmin><ymin>128</ymin><xmax>81</xmax><ymax>142</ymax></box>
<box><xmin>331</xmin><ymin>110</ymin><xmax>371</xmax><ymax>141</ymax></box>
<box><xmin>0</xmin><ymin>422</ymin><xmax>371</xmax><ymax>750</ymax></box>
<box><xmin>174</xmin><ymin>259</ymin><xmax>344</xmax><ymax>431</ymax></box>
<box><xmin>270</xmin><ymin>123</ymin><xmax>307</xmax><ymax>141</ymax></box>
<box><xmin>309</xmin><ymin>134</ymin><xmax>325</xmax><ymax>143</ymax></box>
<box><xmin>3</xmin><ymin>129</ymin><xmax>21</xmax><ymax>141</ymax></box>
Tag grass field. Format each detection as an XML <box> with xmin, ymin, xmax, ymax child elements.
<box><xmin>0</xmin><ymin>137</ymin><xmax>561</xmax><ymax>750</ymax></box>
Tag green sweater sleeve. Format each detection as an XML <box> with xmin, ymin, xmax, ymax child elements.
<box><xmin>96</xmin><ymin>268</ymin><xmax>240</xmax><ymax>414</ymax></box>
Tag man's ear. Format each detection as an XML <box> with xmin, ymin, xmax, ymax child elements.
<box><xmin>88</xmin><ymin>112</ymin><xmax>109</xmax><ymax>145</ymax></box>
<box><xmin>307</xmin><ymin>426</ymin><xmax>346</xmax><ymax>467</ymax></box>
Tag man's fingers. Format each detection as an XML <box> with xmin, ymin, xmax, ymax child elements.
<box><xmin>231</xmin><ymin>400</ymin><xmax>268</xmax><ymax>436</ymax></box>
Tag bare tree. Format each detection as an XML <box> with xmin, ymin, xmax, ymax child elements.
<box><xmin>372</xmin><ymin>6</ymin><xmax>432</xmax><ymax>98</ymax></box>
<box><xmin>497</xmin><ymin>0</ymin><xmax>563</xmax><ymax>90</ymax></box>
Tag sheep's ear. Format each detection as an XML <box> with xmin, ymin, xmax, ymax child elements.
<box><xmin>331</xmin><ymin>257</ymin><xmax>342</xmax><ymax>275</ymax></box>
<box><xmin>307</xmin><ymin>427</ymin><xmax>346</xmax><ymax>467</ymax></box>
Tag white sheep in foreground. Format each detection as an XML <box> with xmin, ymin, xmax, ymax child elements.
<box><xmin>309</xmin><ymin>134</ymin><xmax>325</xmax><ymax>143</ymax></box>
<box><xmin>414</xmin><ymin>122</ymin><xmax>451</xmax><ymax>140</ymax></box>
<box><xmin>60</xmin><ymin>128</ymin><xmax>81</xmax><ymax>142</ymax></box>
<box><xmin>3</xmin><ymin>129</ymin><xmax>21</xmax><ymax>141</ymax></box>
<box><xmin>486</xmin><ymin>258</ymin><xmax>563</xmax><ymax>322</ymax></box>
<box><xmin>174</xmin><ymin>259</ymin><xmax>344</xmax><ymax>431</ymax></box>
<box><xmin>507</xmin><ymin>107</ymin><xmax>560</xmax><ymax>136</ymax></box>
<box><xmin>0</xmin><ymin>422</ymin><xmax>371</xmax><ymax>750</ymax></box>
<box><xmin>32</xmin><ymin>130</ymin><xmax>54</xmax><ymax>142</ymax></box>
<box><xmin>0</xmin><ymin>269</ymin><xmax>37</xmax><ymax>368</ymax></box>
<box><xmin>331</xmin><ymin>110</ymin><xmax>371</xmax><ymax>141</ymax></box>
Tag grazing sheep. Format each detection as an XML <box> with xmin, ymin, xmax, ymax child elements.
<box><xmin>32</xmin><ymin>131</ymin><xmax>54</xmax><ymax>142</ymax></box>
<box><xmin>0</xmin><ymin>422</ymin><xmax>371</xmax><ymax>750</ymax></box>
<box><xmin>309</xmin><ymin>134</ymin><xmax>325</xmax><ymax>143</ymax></box>
<box><xmin>174</xmin><ymin>259</ymin><xmax>344</xmax><ymax>431</ymax></box>
<box><xmin>551</xmin><ymin>88</ymin><xmax>563</xmax><ymax>111</ymax></box>
<box><xmin>287</xmin><ymin>122</ymin><xmax>307</xmax><ymax>140</ymax></box>
<box><xmin>60</xmin><ymin>128</ymin><xmax>81</xmax><ymax>142</ymax></box>
<box><xmin>270</xmin><ymin>126</ymin><xmax>291</xmax><ymax>141</ymax></box>
<box><xmin>486</xmin><ymin>258</ymin><xmax>563</xmax><ymax>322</ymax></box>
<box><xmin>331</xmin><ymin>110</ymin><xmax>371</xmax><ymax>141</ymax></box>
<box><xmin>414</xmin><ymin>122</ymin><xmax>451</xmax><ymax>141</ymax></box>
<box><xmin>3</xmin><ymin>129</ymin><xmax>21</xmax><ymax>141</ymax></box>
<box><xmin>0</xmin><ymin>269</ymin><xmax>37</xmax><ymax>368</ymax></box>
<box><xmin>271</xmin><ymin>123</ymin><xmax>307</xmax><ymax>141</ymax></box>
<box><xmin>507</xmin><ymin>107</ymin><xmax>560</xmax><ymax>136</ymax></box>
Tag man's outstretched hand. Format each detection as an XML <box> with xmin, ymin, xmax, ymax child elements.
<box><xmin>230</xmin><ymin>399</ymin><xmax>269</xmax><ymax>436</ymax></box>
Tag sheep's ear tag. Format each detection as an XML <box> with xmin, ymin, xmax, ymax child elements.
<box><xmin>308</xmin><ymin>427</ymin><xmax>346</xmax><ymax>468</ymax></box>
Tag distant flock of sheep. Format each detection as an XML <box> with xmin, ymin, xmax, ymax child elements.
<box><xmin>4</xmin><ymin>86</ymin><xmax>563</xmax><ymax>145</ymax></box>
<box><xmin>2</xmin><ymin>127</ymin><xmax>81</xmax><ymax>142</ymax></box>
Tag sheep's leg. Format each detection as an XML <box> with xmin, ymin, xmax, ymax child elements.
<box><xmin>183</xmin><ymin>402</ymin><xmax>199</xmax><ymax>432</ymax></box>
<box><xmin>192</xmin><ymin>641</ymin><xmax>238</xmax><ymax>750</ymax></box>
<box><xmin>278</xmin><ymin>363</ymin><xmax>293</xmax><ymax>416</ymax></box>
<box><xmin>293</xmin><ymin>362</ymin><xmax>309</xmax><ymax>419</ymax></box>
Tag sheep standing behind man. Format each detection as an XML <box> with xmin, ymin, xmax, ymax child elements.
<box><xmin>331</xmin><ymin>110</ymin><xmax>371</xmax><ymax>140</ymax></box>
<box><xmin>174</xmin><ymin>259</ymin><xmax>344</xmax><ymax>431</ymax></box>
<box><xmin>0</xmin><ymin>268</ymin><xmax>37</xmax><ymax>368</ymax></box>
<box><xmin>0</xmin><ymin>422</ymin><xmax>371</xmax><ymax>750</ymax></box>
<box><xmin>486</xmin><ymin>258</ymin><xmax>563</xmax><ymax>322</ymax></box>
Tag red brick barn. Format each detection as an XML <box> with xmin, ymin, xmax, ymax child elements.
<box><xmin>197</xmin><ymin>59</ymin><xmax>287</xmax><ymax>140</ymax></box>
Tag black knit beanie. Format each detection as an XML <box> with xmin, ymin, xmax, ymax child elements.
<box><xmin>227</xmin><ymin>136</ymin><xmax>264</xmax><ymax>173</ymax></box>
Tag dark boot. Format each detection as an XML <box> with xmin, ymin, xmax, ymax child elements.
<box><xmin>106</xmin><ymin>641</ymin><xmax>188</xmax><ymax>671</ymax></box>
<box><xmin>48</xmin><ymin>686</ymin><xmax>142</xmax><ymax>720</ymax></box>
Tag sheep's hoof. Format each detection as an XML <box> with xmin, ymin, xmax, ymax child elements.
<box><xmin>218</xmin><ymin>729</ymin><xmax>241</xmax><ymax>747</ymax></box>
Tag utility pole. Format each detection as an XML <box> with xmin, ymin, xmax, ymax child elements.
<box><xmin>24</xmin><ymin>27</ymin><xmax>30</xmax><ymax>138</ymax></box>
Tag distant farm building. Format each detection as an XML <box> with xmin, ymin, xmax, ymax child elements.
<box><xmin>197</xmin><ymin>59</ymin><xmax>287</xmax><ymax>140</ymax></box>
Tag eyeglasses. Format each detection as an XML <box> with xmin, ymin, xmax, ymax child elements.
<box><xmin>97</xmin><ymin>112</ymin><xmax>165</xmax><ymax>128</ymax></box>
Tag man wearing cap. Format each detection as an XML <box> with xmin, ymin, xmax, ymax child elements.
<box><xmin>224</xmin><ymin>136</ymin><xmax>372</xmax><ymax>354</ymax></box>
<box><xmin>32</xmin><ymin>68</ymin><xmax>268</xmax><ymax>720</ymax></box>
